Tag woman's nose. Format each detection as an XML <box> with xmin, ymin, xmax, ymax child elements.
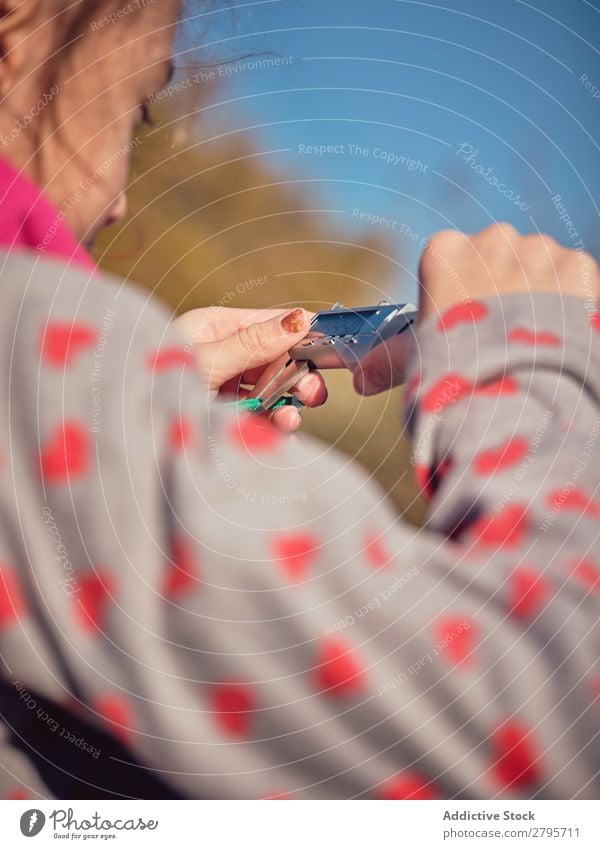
<box><xmin>105</xmin><ymin>193</ymin><xmax>128</xmax><ymax>227</ymax></box>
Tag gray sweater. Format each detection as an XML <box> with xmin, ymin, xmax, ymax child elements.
<box><xmin>1</xmin><ymin>250</ymin><xmax>598</xmax><ymax>799</ymax></box>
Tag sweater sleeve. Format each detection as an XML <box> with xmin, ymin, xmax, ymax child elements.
<box><xmin>1</xmin><ymin>261</ymin><xmax>599</xmax><ymax>800</ymax></box>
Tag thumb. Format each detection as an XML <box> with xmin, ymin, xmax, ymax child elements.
<box><xmin>352</xmin><ymin>332</ymin><xmax>412</xmax><ymax>396</ymax></box>
<box><xmin>199</xmin><ymin>308</ymin><xmax>311</xmax><ymax>390</ymax></box>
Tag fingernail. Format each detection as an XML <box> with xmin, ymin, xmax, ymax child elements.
<box><xmin>281</xmin><ymin>308</ymin><xmax>307</xmax><ymax>334</ymax></box>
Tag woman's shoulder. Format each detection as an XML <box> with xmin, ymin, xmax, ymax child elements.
<box><xmin>0</xmin><ymin>248</ymin><xmax>201</xmax><ymax>450</ymax></box>
<box><xmin>0</xmin><ymin>249</ymin><xmax>174</xmax><ymax>338</ymax></box>
<box><xmin>0</xmin><ymin>248</ymin><xmax>195</xmax><ymax>413</ymax></box>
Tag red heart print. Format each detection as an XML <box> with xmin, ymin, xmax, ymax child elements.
<box><xmin>363</xmin><ymin>530</ymin><xmax>391</xmax><ymax>569</ymax></box>
<box><xmin>473</xmin><ymin>437</ymin><xmax>528</xmax><ymax>475</ymax></box>
<box><xmin>491</xmin><ymin>721</ymin><xmax>540</xmax><ymax>789</ymax></box>
<box><xmin>40</xmin><ymin>422</ymin><xmax>90</xmax><ymax>482</ymax></box>
<box><xmin>164</xmin><ymin>536</ymin><xmax>200</xmax><ymax>599</ymax></box>
<box><xmin>508</xmin><ymin>567</ymin><xmax>550</xmax><ymax>618</ymax></box>
<box><xmin>436</xmin><ymin>616</ymin><xmax>476</xmax><ymax>665</ymax></box>
<box><xmin>272</xmin><ymin>533</ymin><xmax>319</xmax><ymax>581</ymax></box>
<box><xmin>548</xmin><ymin>487</ymin><xmax>600</xmax><ymax>518</ymax></box>
<box><xmin>41</xmin><ymin>322</ymin><xmax>97</xmax><ymax>367</ymax></box>
<box><xmin>210</xmin><ymin>683</ymin><xmax>255</xmax><ymax>737</ymax></box>
<box><xmin>229</xmin><ymin>414</ymin><xmax>281</xmax><ymax>453</ymax></box>
<box><xmin>422</xmin><ymin>374</ymin><xmax>471</xmax><ymax>413</ymax></box>
<box><xmin>474</xmin><ymin>376</ymin><xmax>519</xmax><ymax>396</ymax></box>
<box><xmin>76</xmin><ymin>570</ymin><xmax>115</xmax><ymax>632</ymax></box>
<box><xmin>437</xmin><ymin>300</ymin><xmax>488</xmax><ymax>331</ymax></box>
<box><xmin>7</xmin><ymin>787</ymin><xmax>30</xmax><ymax>800</ymax></box>
<box><xmin>315</xmin><ymin>638</ymin><xmax>366</xmax><ymax>697</ymax></box>
<box><xmin>95</xmin><ymin>693</ymin><xmax>134</xmax><ymax>746</ymax></box>
<box><xmin>508</xmin><ymin>328</ymin><xmax>561</xmax><ymax>347</ymax></box>
<box><xmin>169</xmin><ymin>417</ymin><xmax>195</xmax><ymax>451</ymax></box>
<box><xmin>146</xmin><ymin>347</ymin><xmax>196</xmax><ymax>372</ymax></box>
<box><xmin>379</xmin><ymin>772</ymin><xmax>439</xmax><ymax>800</ymax></box>
<box><xmin>416</xmin><ymin>457</ymin><xmax>452</xmax><ymax>499</ymax></box>
<box><xmin>570</xmin><ymin>558</ymin><xmax>600</xmax><ymax>594</ymax></box>
<box><xmin>469</xmin><ymin>504</ymin><xmax>527</xmax><ymax>548</ymax></box>
<box><xmin>0</xmin><ymin>565</ymin><xmax>26</xmax><ymax>629</ymax></box>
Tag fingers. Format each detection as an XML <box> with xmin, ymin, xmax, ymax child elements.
<box><xmin>417</xmin><ymin>224</ymin><xmax>600</xmax><ymax>320</ymax></box>
<box><xmin>263</xmin><ymin>371</ymin><xmax>327</xmax><ymax>432</ymax></box>
<box><xmin>239</xmin><ymin>354</ymin><xmax>289</xmax><ymax>399</ymax></box>
<box><xmin>244</xmin><ymin>370</ymin><xmax>327</xmax><ymax>432</ymax></box>
<box><xmin>175</xmin><ymin>307</ymin><xmax>304</xmax><ymax>346</ymax></box>
<box><xmin>198</xmin><ymin>308</ymin><xmax>312</xmax><ymax>390</ymax></box>
<box><xmin>271</xmin><ymin>405</ymin><xmax>301</xmax><ymax>433</ymax></box>
<box><xmin>289</xmin><ymin>370</ymin><xmax>328</xmax><ymax>407</ymax></box>
<box><xmin>352</xmin><ymin>332</ymin><xmax>412</xmax><ymax>396</ymax></box>
<box><xmin>221</xmin><ymin>363</ymin><xmax>328</xmax><ymax>410</ymax></box>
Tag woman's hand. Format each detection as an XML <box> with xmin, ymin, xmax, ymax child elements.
<box><xmin>174</xmin><ymin>306</ymin><xmax>328</xmax><ymax>433</ymax></box>
<box><xmin>354</xmin><ymin>223</ymin><xmax>600</xmax><ymax>395</ymax></box>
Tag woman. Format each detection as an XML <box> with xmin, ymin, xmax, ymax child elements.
<box><xmin>0</xmin><ymin>0</ymin><xmax>598</xmax><ymax>800</ymax></box>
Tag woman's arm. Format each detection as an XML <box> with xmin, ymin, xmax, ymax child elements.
<box><xmin>1</xmin><ymin>228</ymin><xmax>599</xmax><ymax>799</ymax></box>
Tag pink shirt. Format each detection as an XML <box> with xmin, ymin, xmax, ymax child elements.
<box><xmin>0</xmin><ymin>156</ymin><xmax>95</xmax><ymax>271</ymax></box>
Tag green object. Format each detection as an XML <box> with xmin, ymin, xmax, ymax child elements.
<box><xmin>232</xmin><ymin>396</ymin><xmax>303</xmax><ymax>412</ymax></box>
<box><xmin>234</xmin><ymin>397</ymin><xmax>263</xmax><ymax>412</ymax></box>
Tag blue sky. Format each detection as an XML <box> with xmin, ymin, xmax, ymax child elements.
<box><xmin>179</xmin><ymin>0</ymin><xmax>600</xmax><ymax>300</ymax></box>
